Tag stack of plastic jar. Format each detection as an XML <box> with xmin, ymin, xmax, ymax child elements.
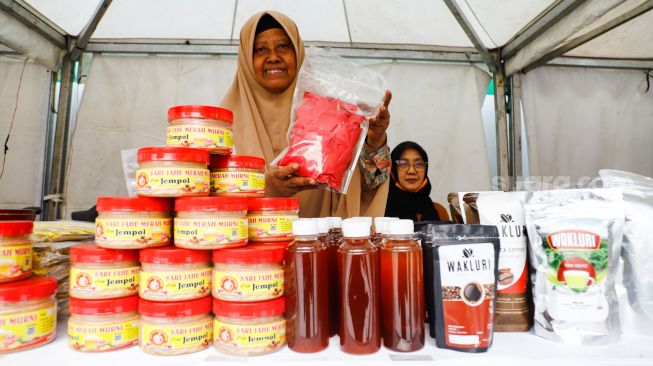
<box><xmin>95</xmin><ymin>196</ymin><xmax>171</xmax><ymax>249</ymax></box>
<box><xmin>210</xmin><ymin>155</ymin><xmax>266</xmax><ymax>197</ymax></box>
<box><xmin>0</xmin><ymin>276</ymin><xmax>58</xmax><ymax>353</ymax></box>
<box><xmin>247</xmin><ymin>198</ymin><xmax>299</xmax><ymax>242</ymax></box>
<box><xmin>166</xmin><ymin>105</ymin><xmax>234</xmax><ymax>155</ymax></box>
<box><xmin>0</xmin><ymin>221</ymin><xmax>33</xmax><ymax>283</ymax></box>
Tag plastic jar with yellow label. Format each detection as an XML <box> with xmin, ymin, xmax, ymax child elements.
<box><xmin>0</xmin><ymin>277</ymin><xmax>57</xmax><ymax>353</ymax></box>
<box><xmin>213</xmin><ymin>297</ymin><xmax>286</xmax><ymax>356</ymax></box>
<box><xmin>136</xmin><ymin>147</ymin><xmax>210</xmax><ymax>197</ymax></box>
<box><xmin>95</xmin><ymin>196</ymin><xmax>171</xmax><ymax>249</ymax></box>
<box><xmin>139</xmin><ymin>297</ymin><xmax>213</xmax><ymax>355</ymax></box>
<box><xmin>0</xmin><ymin>221</ymin><xmax>33</xmax><ymax>283</ymax></box>
<box><xmin>212</xmin><ymin>244</ymin><xmax>285</xmax><ymax>302</ymax></box>
<box><xmin>68</xmin><ymin>295</ymin><xmax>139</xmax><ymax>352</ymax></box>
<box><xmin>70</xmin><ymin>244</ymin><xmax>140</xmax><ymax>299</ymax></box>
<box><xmin>139</xmin><ymin>247</ymin><xmax>212</xmax><ymax>302</ymax></box>
<box><xmin>166</xmin><ymin>105</ymin><xmax>233</xmax><ymax>155</ymax></box>
<box><xmin>247</xmin><ymin>198</ymin><xmax>299</xmax><ymax>242</ymax></box>
<box><xmin>174</xmin><ymin>197</ymin><xmax>248</xmax><ymax>250</ymax></box>
<box><xmin>210</xmin><ymin>155</ymin><xmax>266</xmax><ymax>197</ymax></box>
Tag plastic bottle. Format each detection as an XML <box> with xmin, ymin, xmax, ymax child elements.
<box><xmin>380</xmin><ymin>219</ymin><xmax>424</xmax><ymax>351</ymax></box>
<box><xmin>285</xmin><ymin>219</ymin><xmax>329</xmax><ymax>352</ymax></box>
<box><xmin>338</xmin><ymin>218</ymin><xmax>381</xmax><ymax>354</ymax></box>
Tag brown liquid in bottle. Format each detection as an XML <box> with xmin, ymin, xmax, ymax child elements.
<box><xmin>338</xmin><ymin>237</ymin><xmax>381</xmax><ymax>354</ymax></box>
<box><xmin>380</xmin><ymin>236</ymin><xmax>425</xmax><ymax>351</ymax></box>
<box><xmin>285</xmin><ymin>237</ymin><xmax>329</xmax><ymax>352</ymax></box>
<box><xmin>324</xmin><ymin>233</ymin><xmax>339</xmax><ymax>337</ymax></box>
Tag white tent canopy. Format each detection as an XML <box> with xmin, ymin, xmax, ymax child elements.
<box><xmin>1</xmin><ymin>0</ymin><xmax>652</xmax><ymax>218</ymax></box>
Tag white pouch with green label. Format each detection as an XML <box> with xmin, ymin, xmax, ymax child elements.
<box><xmin>524</xmin><ymin>188</ymin><xmax>624</xmax><ymax>345</ymax></box>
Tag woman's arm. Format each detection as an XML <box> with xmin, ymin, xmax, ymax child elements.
<box><xmin>360</xmin><ymin>90</ymin><xmax>392</xmax><ymax>191</ymax></box>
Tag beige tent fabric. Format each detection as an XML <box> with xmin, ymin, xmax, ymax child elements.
<box><xmin>522</xmin><ymin>66</ymin><xmax>653</xmax><ymax>186</ymax></box>
<box><xmin>221</xmin><ymin>11</ymin><xmax>388</xmax><ymax>218</ymax></box>
<box><xmin>0</xmin><ymin>58</ymin><xmax>50</xmax><ymax>209</ymax></box>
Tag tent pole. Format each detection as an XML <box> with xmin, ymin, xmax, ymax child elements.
<box><xmin>43</xmin><ymin>54</ymin><xmax>74</xmax><ymax>220</ymax></box>
<box><xmin>509</xmin><ymin>74</ymin><xmax>523</xmax><ymax>191</ymax></box>
<box><xmin>494</xmin><ymin>65</ymin><xmax>510</xmax><ymax>192</ymax></box>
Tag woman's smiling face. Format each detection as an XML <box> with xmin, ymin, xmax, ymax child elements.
<box><xmin>397</xmin><ymin>147</ymin><xmax>427</xmax><ymax>192</ymax></box>
<box><xmin>253</xmin><ymin>28</ymin><xmax>297</xmax><ymax>94</ymax></box>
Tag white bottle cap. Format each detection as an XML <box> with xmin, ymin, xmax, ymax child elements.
<box><xmin>327</xmin><ymin>217</ymin><xmax>342</xmax><ymax>229</ymax></box>
<box><xmin>292</xmin><ymin>218</ymin><xmax>318</xmax><ymax>236</ymax></box>
<box><xmin>342</xmin><ymin>218</ymin><xmax>371</xmax><ymax>238</ymax></box>
<box><xmin>352</xmin><ymin>216</ymin><xmax>373</xmax><ymax>226</ymax></box>
<box><xmin>316</xmin><ymin>218</ymin><xmax>330</xmax><ymax>234</ymax></box>
<box><xmin>388</xmin><ymin>219</ymin><xmax>414</xmax><ymax>236</ymax></box>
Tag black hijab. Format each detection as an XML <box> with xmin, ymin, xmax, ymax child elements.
<box><xmin>385</xmin><ymin>141</ymin><xmax>440</xmax><ymax>222</ymax></box>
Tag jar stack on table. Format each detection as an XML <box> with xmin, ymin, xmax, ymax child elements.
<box><xmin>0</xmin><ymin>221</ymin><xmax>59</xmax><ymax>354</ymax></box>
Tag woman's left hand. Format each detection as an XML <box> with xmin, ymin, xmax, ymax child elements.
<box><xmin>367</xmin><ymin>90</ymin><xmax>392</xmax><ymax>149</ymax></box>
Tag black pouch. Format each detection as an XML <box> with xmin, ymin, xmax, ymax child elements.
<box><xmin>422</xmin><ymin>223</ymin><xmax>499</xmax><ymax>352</ymax></box>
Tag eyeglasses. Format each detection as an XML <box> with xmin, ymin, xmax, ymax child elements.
<box><xmin>395</xmin><ymin>159</ymin><xmax>427</xmax><ymax>171</ymax></box>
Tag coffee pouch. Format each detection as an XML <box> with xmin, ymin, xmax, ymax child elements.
<box><xmin>464</xmin><ymin>191</ymin><xmax>531</xmax><ymax>332</ymax></box>
<box><xmin>524</xmin><ymin>189</ymin><xmax>624</xmax><ymax>344</ymax></box>
<box><xmin>424</xmin><ymin>223</ymin><xmax>499</xmax><ymax>352</ymax></box>
<box><xmin>600</xmin><ymin>169</ymin><xmax>653</xmax><ymax>336</ymax></box>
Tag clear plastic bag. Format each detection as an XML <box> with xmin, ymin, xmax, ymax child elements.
<box><xmin>600</xmin><ymin>169</ymin><xmax>653</xmax><ymax>336</ymax></box>
<box><xmin>272</xmin><ymin>48</ymin><xmax>387</xmax><ymax>193</ymax></box>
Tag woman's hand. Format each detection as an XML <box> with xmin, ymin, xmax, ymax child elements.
<box><xmin>367</xmin><ymin>90</ymin><xmax>392</xmax><ymax>149</ymax></box>
<box><xmin>265</xmin><ymin>163</ymin><xmax>322</xmax><ymax>197</ymax></box>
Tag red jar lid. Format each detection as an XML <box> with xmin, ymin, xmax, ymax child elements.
<box><xmin>212</xmin><ymin>244</ymin><xmax>285</xmax><ymax>264</ymax></box>
<box><xmin>97</xmin><ymin>196</ymin><xmax>171</xmax><ymax>212</ymax></box>
<box><xmin>71</xmin><ymin>243</ymin><xmax>139</xmax><ymax>263</ymax></box>
<box><xmin>140</xmin><ymin>246</ymin><xmax>210</xmax><ymax>264</ymax></box>
<box><xmin>175</xmin><ymin>197</ymin><xmax>248</xmax><ymax>212</ymax></box>
<box><xmin>247</xmin><ymin>198</ymin><xmax>299</xmax><ymax>211</ymax></box>
<box><xmin>70</xmin><ymin>295</ymin><xmax>139</xmax><ymax>315</ymax></box>
<box><xmin>137</xmin><ymin>146</ymin><xmax>210</xmax><ymax>164</ymax></box>
<box><xmin>213</xmin><ymin>297</ymin><xmax>284</xmax><ymax>319</ymax></box>
<box><xmin>0</xmin><ymin>221</ymin><xmax>33</xmax><ymax>236</ymax></box>
<box><xmin>210</xmin><ymin>155</ymin><xmax>266</xmax><ymax>171</ymax></box>
<box><xmin>168</xmin><ymin>105</ymin><xmax>233</xmax><ymax>124</ymax></box>
<box><xmin>139</xmin><ymin>297</ymin><xmax>211</xmax><ymax>318</ymax></box>
<box><xmin>0</xmin><ymin>277</ymin><xmax>57</xmax><ymax>302</ymax></box>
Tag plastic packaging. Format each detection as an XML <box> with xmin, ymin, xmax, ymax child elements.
<box><xmin>174</xmin><ymin>197</ymin><xmax>248</xmax><ymax>250</ymax></box>
<box><xmin>272</xmin><ymin>48</ymin><xmax>387</xmax><ymax>193</ymax></box>
<box><xmin>524</xmin><ymin>189</ymin><xmax>624</xmax><ymax>345</ymax></box>
<box><xmin>338</xmin><ymin>218</ymin><xmax>380</xmax><ymax>354</ymax></box>
<box><xmin>210</xmin><ymin>155</ymin><xmax>266</xmax><ymax>197</ymax></box>
<box><xmin>166</xmin><ymin>105</ymin><xmax>234</xmax><ymax>154</ymax></box>
<box><xmin>380</xmin><ymin>219</ymin><xmax>424</xmax><ymax>351</ymax></box>
<box><xmin>139</xmin><ymin>247</ymin><xmax>212</xmax><ymax>302</ymax></box>
<box><xmin>213</xmin><ymin>297</ymin><xmax>286</xmax><ymax>356</ymax></box>
<box><xmin>600</xmin><ymin>169</ymin><xmax>653</xmax><ymax>336</ymax></box>
<box><xmin>0</xmin><ymin>221</ymin><xmax>33</xmax><ymax>283</ymax></box>
<box><xmin>68</xmin><ymin>295</ymin><xmax>139</xmax><ymax>352</ymax></box>
<box><xmin>0</xmin><ymin>277</ymin><xmax>57</xmax><ymax>353</ymax></box>
<box><xmin>32</xmin><ymin>221</ymin><xmax>94</xmax><ymax>243</ymax></box>
<box><xmin>285</xmin><ymin>219</ymin><xmax>329</xmax><ymax>352</ymax></box>
<box><xmin>135</xmin><ymin>147</ymin><xmax>210</xmax><ymax>197</ymax></box>
<box><xmin>212</xmin><ymin>244</ymin><xmax>285</xmax><ymax>302</ymax></box>
<box><xmin>425</xmin><ymin>224</ymin><xmax>500</xmax><ymax>353</ymax></box>
<box><xmin>139</xmin><ymin>297</ymin><xmax>213</xmax><ymax>355</ymax></box>
<box><xmin>69</xmin><ymin>243</ymin><xmax>139</xmax><ymax>299</ymax></box>
<box><xmin>95</xmin><ymin>197</ymin><xmax>171</xmax><ymax>249</ymax></box>
<box><xmin>248</xmin><ymin>198</ymin><xmax>299</xmax><ymax>242</ymax></box>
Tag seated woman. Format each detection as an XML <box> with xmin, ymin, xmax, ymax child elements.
<box><xmin>385</xmin><ymin>141</ymin><xmax>440</xmax><ymax>222</ymax></box>
<box><xmin>221</xmin><ymin>11</ymin><xmax>392</xmax><ymax>217</ymax></box>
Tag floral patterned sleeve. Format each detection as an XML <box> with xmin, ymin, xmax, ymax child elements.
<box><xmin>358</xmin><ymin>142</ymin><xmax>391</xmax><ymax>191</ymax></box>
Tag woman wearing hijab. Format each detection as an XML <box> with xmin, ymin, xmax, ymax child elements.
<box><xmin>221</xmin><ymin>11</ymin><xmax>392</xmax><ymax>217</ymax></box>
<box><xmin>385</xmin><ymin>141</ymin><xmax>439</xmax><ymax>222</ymax></box>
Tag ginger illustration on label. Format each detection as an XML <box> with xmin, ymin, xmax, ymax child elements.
<box><xmin>0</xmin><ymin>244</ymin><xmax>32</xmax><ymax>279</ymax></box>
